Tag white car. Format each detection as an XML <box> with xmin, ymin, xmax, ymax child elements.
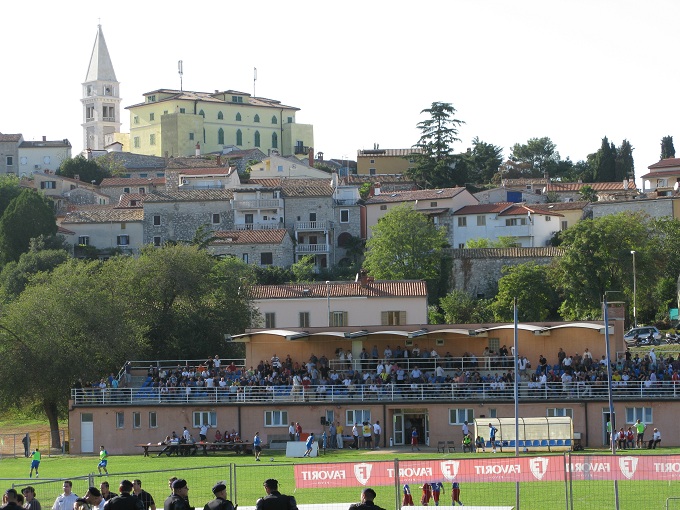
<box><xmin>623</xmin><ymin>326</ymin><xmax>661</xmax><ymax>346</ymax></box>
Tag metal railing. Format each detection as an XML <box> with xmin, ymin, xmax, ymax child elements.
<box><xmin>295</xmin><ymin>220</ymin><xmax>328</xmax><ymax>231</ymax></box>
<box><xmin>232</xmin><ymin>199</ymin><xmax>283</xmax><ymax>210</ymax></box>
<box><xmin>70</xmin><ymin>380</ymin><xmax>680</xmax><ymax>406</ymax></box>
<box><xmin>233</xmin><ymin>223</ymin><xmax>282</xmax><ymax>230</ymax></box>
<box><xmin>296</xmin><ymin>244</ymin><xmax>330</xmax><ymax>253</ymax></box>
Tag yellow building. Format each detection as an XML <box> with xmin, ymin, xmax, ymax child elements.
<box><xmin>356</xmin><ymin>148</ymin><xmax>421</xmax><ymax>175</ymax></box>
<box><xmin>126</xmin><ymin>89</ymin><xmax>314</xmax><ymax>158</ymax></box>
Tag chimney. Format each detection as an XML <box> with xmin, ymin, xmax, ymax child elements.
<box><xmin>374</xmin><ymin>182</ymin><xmax>381</xmax><ymax>196</ymax></box>
<box><xmin>308</xmin><ymin>147</ymin><xmax>314</xmax><ymax>167</ymax></box>
<box><xmin>317</xmin><ymin>151</ymin><xmax>324</xmax><ymax>161</ymax></box>
<box><xmin>195</xmin><ymin>142</ymin><xmax>201</xmax><ymax>157</ymax></box>
<box><xmin>359</xmin><ymin>268</ymin><xmax>369</xmax><ymax>287</ymax></box>
<box><xmin>42</xmin><ymin>135</ymin><xmax>47</xmax><ymax>142</ymax></box>
<box><xmin>623</xmin><ymin>179</ymin><xmax>628</xmax><ymax>190</ymax></box>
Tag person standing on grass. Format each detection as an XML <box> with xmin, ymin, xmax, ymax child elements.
<box><xmin>373</xmin><ymin>421</ymin><xmax>381</xmax><ymax>449</ymax></box>
<box><xmin>199</xmin><ymin>424</ymin><xmax>209</xmax><ymax>442</ymax></box>
<box><xmin>336</xmin><ymin>422</ymin><xmax>344</xmax><ymax>449</ymax></box>
<box><xmin>352</xmin><ymin>424</ymin><xmax>360</xmax><ymax>450</ymax></box>
<box><xmin>362</xmin><ymin>422</ymin><xmax>372</xmax><ymax>449</ymax></box>
<box><xmin>98</xmin><ymin>445</ymin><xmax>109</xmax><ymax>476</ymax></box>
<box><xmin>348</xmin><ymin>488</ymin><xmax>385</xmax><ymax>510</ymax></box>
<box><xmin>203</xmin><ymin>483</ymin><xmax>234</xmax><ymax>510</ymax></box>
<box><xmin>132</xmin><ymin>480</ymin><xmax>156</xmax><ymax>510</ymax></box>
<box><xmin>256</xmin><ymin>479</ymin><xmax>298</xmax><ymax>510</ymax></box>
<box><xmin>451</xmin><ymin>482</ymin><xmax>463</xmax><ymax>506</ymax></box>
<box><xmin>329</xmin><ymin>422</ymin><xmax>337</xmax><ymax>449</ymax></box>
<box><xmin>288</xmin><ymin>423</ymin><xmax>295</xmax><ymax>441</ymax></box>
<box><xmin>411</xmin><ymin>427</ymin><xmax>420</xmax><ymax>452</ymax></box>
<box><xmin>22</xmin><ymin>487</ymin><xmax>41</xmax><ymax>510</ymax></box>
<box><xmin>22</xmin><ymin>433</ymin><xmax>30</xmax><ymax>458</ymax></box>
<box><xmin>302</xmin><ymin>433</ymin><xmax>315</xmax><ymax>457</ymax></box>
<box><xmin>429</xmin><ymin>483</ymin><xmax>444</xmax><ymax>506</ymax></box>
<box><xmin>488</xmin><ymin>423</ymin><xmax>498</xmax><ymax>453</ymax></box>
<box><xmin>635</xmin><ymin>419</ymin><xmax>647</xmax><ymax>448</ymax></box>
<box><xmin>253</xmin><ymin>432</ymin><xmax>262</xmax><ymax>461</ymax></box>
<box><xmin>29</xmin><ymin>449</ymin><xmax>41</xmax><ymax>478</ymax></box>
<box><xmin>402</xmin><ymin>485</ymin><xmax>413</xmax><ymax>506</ymax></box>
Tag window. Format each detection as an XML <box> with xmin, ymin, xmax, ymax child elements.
<box><xmin>381</xmin><ymin>311</ymin><xmax>406</xmax><ymax>326</ymax></box>
<box><xmin>488</xmin><ymin>338</ymin><xmax>500</xmax><ymax>352</ymax></box>
<box><xmin>150</xmin><ymin>113</ymin><xmax>155</xmax><ymax>121</ymax></box>
<box><xmin>189</xmin><ymin>133</ymin><xmax>194</xmax><ymax>141</ymax></box>
<box><xmin>149</xmin><ymin>412</ymin><xmax>157</xmax><ymax>428</ymax></box>
<box><xmin>458</xmin><ymin>243</ymin><xmax>465</xmax><ymax>248</ymax></box>
<box><xmin>218</xmin><ymin>111</ymin><xmax>224</xmax><ymax>120</ymax></box>
<box><xmin>254</xmin><ymin>131</ymin><xmax>261</xmax><ymax>147</ymax></box>
<box><xmin>87</xmin><ymin>85</ymin><xmax>93</xmax><ymax>96</ymax></box>
<box><xmin>153</xmin><ymin>236</ymin><xmax>162</xmax><ymax>247</ymax></box>
<box><xmin>123</xmin><ymin>187</ymin><xmax>130</xmax><ymax>193</ymax></box>
<box><xmin>369</xmin><ymin>168</ymin><xmax>376</xmax><ymax>176</ymax></box>
<box><xmin>272</xmin><ymin>132</ymin><xmax>278</xmax><ymax>149</ymax></box>
<box><xmin>370</xmin><ymin>159</ymin><xmax>375</xmax><ymax>164</ymax></box>
<box><xmin>477</xmin><ymin>215</ymin><xmax>486</xmax><ymax>226</ymax></box>
<box><xmin>199</xmin><ymin>110</ymin><xmax>205</xmax><ymax>118</ymax></box>
<box><xmin>271</xmin><ymin>115</ymin><xmax>278</xmax><ymax>124</ymax></box>
<box><xmin>299</xmin><ymin>312</ymin><xmax>310</xmax><ymax>328</ymax></box>
<box><xmin>153</xmin><ymin>215</ymin><xmax>161</xmax><ymax>226</ymax></box>
<box><xmin>236</xmin><ymin>129</ymin><xmax>243</xmax><ymax>145</ymax></box>
<box><xmin>139</xmin><ymin>173</ymin><xmax>148</xmax><ymax>178</ymax></box>
<box><xmin>212</xmin><ymin>213</ymin><xmax>220</xmax><ymax>224</ymax></box>
<box><xmin>547</xmin><ymin>408</ymin><xmax>573</xmax><ymax>418</ymax></box>
<box><xmin>78</xmin><ymin>236</ymin><xmax>90</xmax><ymax>246</ymax></box>
<box><xmin>448</xmin><ymin>408</ymin><xmax>474</xmax><ymax>425</ymax></box>
<box><xmin>134</xmin><ymin>137</ymin><xmax>140</xmax><ymax>148</ymax></box>
<box><xmin>86</xmin><ymin>105</ymin><xmax>94</xmax><ymax>121</ymax></box>
<box><xmin>121</xmin><ymin>223</ymin><xmax>126</xmax><ymax>230</ymax></box>
<box><xmin>148</xmin><ymin>95</ymin><xmax>156</xmax><ymax>102</ymax></box>
<box><xmin>340</xmin><ymin>209</ymin><xmax>349</xmax><ymax>223</ymax></box>
<box><xmin>115</xmin><ymin>412</ymin><xmax>125</xmax><ymax>429</ymax></box>
<box><xmin>430</xmin><ymin>201</ymin><xmax>438</xmax><ymax>207</ymax></box>
<box><xmin>545</xmin><ymin>216</ymin><xmax>551</xmax><ymax>222</ymax></box>
<box><xmin>261</xmin><ymin>252</ymin><xmax>273</xmax><ymax>265</ymax></box>
<box><xmin>287</xmin><ymin>116</ymin><xmax>293</xmax><ymax>123</ymax></box>
<box><xmin>626</xmin><ymin>407</ymin><xmax>652</xmax><ymax>424</ymax></box>
<box><xmin>193</xmin><ymin>411</ymin><xmax>217</xmax><ymax>427</ymax></box>
<box><xmin>104</xmin><ymin>86</ymin><xmax>112</xmax><ymax>96</ymax></box>
<box><xmin>254</xmin><ymin>114</ymin><xmax>260</xmax><ymax>123</ymax></box>
<box><xmin>40</xmin><ymin>181</ymin><xmax>56</xmax><ymax>189</ymax></box>
<box><xmin>330</xmin><ymin>311</ymin><xmax>348</xmax><ymax>327</ymax></box>
<box><xmin>117</xmin><ymin>235</ymin><xmax>129</xmax><ymax>246</ymax></box>
<box><xmin>139</xmin><ymin>188</ymin><xmax>146</xmax><ymax>194</ymax></box>
<box><xmin>380</xmin><ymin>205</ymin><xmax>387</xmax><ymax>211</ymax></box>
<box><xmin>242</xmin><ymin>253</ymin><xmax>248</xmax><ymax>264</ymax></box>
<box><xmin>133</xmin><ymin>412</ymin><xmax>141</xmax><ymax>429</ymax></box>
<box><xmin>133</xmin><ymin>116</ymin><xmax>139</xmax><ymax>124</ymax></box>
<box><xmin>505</xmin><ymin>218</ymin><xmax>527</xmax><ymax>226</ymax></box>
<box><xmin>103</xmin><ymin>106</ymin><xmax>115</xmax><ymax>120</ymax></box>
<box><xmin>265</xmin><ymin>312</ymin><xmax>276</xmax><ymax>328</ymax></box>
<box><xmin>277</xmin><ymin>165</ymin><xmax>284</xmax><ymax>172</ymax></box>
<box><xmin>346</xmin><ymin>409</ymin><xmax>371</xmax><ymax>426</ymax></box>
<box><xmin>150</xmin><ymin>134</ymin><xmax>156</xmax><ymax>145</ymax></box>
<box><xmin>232</xmin><ymin>96</ymin><xmax>244</xmax><ymax>103</ymax></box>
<box><xmin>236</xmin><ymin>112</ymin><xmax>242</xmax><ymax>121</ymax></box>
<box><xmin>264</xmin><ymin>410</ymin><xmax>288</xmax><ymax>427</ymax></box>
<box><xmin>457</xmin><ymin>217</ymin><xmax>467</xmax><ymax>227</ymax></box>
<box><xmin>218</xmin><ymin>128</ymin><xmax>224</xmax><ymax>145</ymax></box>
<box><xmin>179</xmin><ymin>108</ymin><xmax>186</xmax><ymax>114</ymax></box>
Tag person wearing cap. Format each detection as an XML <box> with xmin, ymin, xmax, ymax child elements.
<box><xmin>51</xmin><ymin>481</ymin><xmax>78</xmax><ymax>510</ymax></box>
<box><xmin>255</xmin><ymin>479</ymin><xmax>297</xmax><ymax>510</ymax></box>
<box><xmin>4</xmin><ymin>489</ymin><xmax>24</xmax><ymax>510</ymax></box>
<box><xmin>103</xmin><ymin>480</ymin><xmax>144</xmax><ymax>510</ymax></box>
<box><xmin>203</xmin><ymin>483</ymin><xmax>234</xmax><ymax>510</ymax></box>
<box><xmin>85</xmin><ymin>487</ymin><xmax>105</xmax><ymax>510</ymax></box>
<box><xmin>132</xmin><ymin>480</ymin><xmax>155</xmax><ymax>510</ymax></box>
<box><xmin>22</xmin><ymin>486</ymin><xmax>41</xmax><ymax>510</ymax></box>
<box><xmin>164</xmin><ymin>480</ymin><xmax>190</xmax><ymax>510</ymax></box>
<box><xmin>348</xmin><ymin>488</ymin><xmax>385</xmax><ymax>510</ymax></box>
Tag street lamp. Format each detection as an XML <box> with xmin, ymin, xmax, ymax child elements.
<box><xmin>631</xmin><ymin>250</ymin><xmax>637</xmax><ymax>328</ymax></box>
<box><xmin>326</xmin><ymin>281</ymin><xmax>331</xmax><ymax>327</ymax></box>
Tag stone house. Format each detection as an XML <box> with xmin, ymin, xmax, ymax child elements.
<box><xmin>208</xmin><ymin>228</ymin><xmax>294</xmax><ymax>267</ymax></box>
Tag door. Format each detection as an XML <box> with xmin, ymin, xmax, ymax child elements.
<box><xmin>393</xmin><ymin>412</ymin><xmax>405</xmax><ymax>445</ymax></box>
<box><xmin>603</xmin><ymin>409</ymin><xmax>615</xmax><ymax>446</ymax></box>
<box><xmin>81</xmin><ymin>413</ymin><xmax>94</xmax><ymax>453</ymax></box>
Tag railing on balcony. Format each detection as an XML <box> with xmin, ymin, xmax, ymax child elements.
<box><xmin>295</xmin><ymin>221</ymin><xmax>328</xmax><ymax>231</ymax></box>
<box><xmin>71</xmin><ymin>380</ymin><xmax>680</xmax><ymax>406</ymax></box>
<box><xmin>234</xmin><ymin>223</ymin><xmax>283</xmax><ymax>231</ymax></box>
<box><xmin>180</xmin><ymin>183</ymin><xmax>225</xmax><ymax>190</ymax></box>
<box><xmin>233</xmin><ymin>199</ymin><xmax>283</xmax><ymax>210</ymax></box>
<box><xmin>296</xmin><ymin>243</ymin><xmax>330</xmax><ymax>253</ymax></box>
<box><xmin>294</xmin><ymin>145</ymin><xmax>311</xmax><ymax>155</ymax></box>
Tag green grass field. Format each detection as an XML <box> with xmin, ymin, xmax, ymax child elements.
<box><xmin>2</xmin><ymin>447</ymin><xmax>680</xmax><ymax>510</ymax></box>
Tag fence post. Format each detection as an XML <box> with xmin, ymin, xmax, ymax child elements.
<box><xmin>394</xmin><ymin>458</ymin><xmax>401</xmax><ymax>510</ymax></box>
<box><xmin>564</xmin><ymin>452</ymin><xmax>571</xmax><ymax>510</ymax></box>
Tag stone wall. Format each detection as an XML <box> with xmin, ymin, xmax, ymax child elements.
<box><xmin>449</xmin><ymin>247</ymin><xmax>565</xmax><ymax>298</ymax></box>
<box><xmin>143</xmin><ymin>199</ymin><xmax>234</xmax><ymax>245</ymax></box>
<box><xmin>591</xmin><ymin>197</ymin><xmax>675</xmax><ymax>219</ymax></box>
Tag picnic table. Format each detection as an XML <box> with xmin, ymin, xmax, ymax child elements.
<box><xmin>136</xmin><ymin>441</ymin><xmax>252</xmax><ymax>457</ymax></box>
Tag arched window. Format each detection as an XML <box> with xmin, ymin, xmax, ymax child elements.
<box><xmin>236</xmin><ymin>129</ymin><xmax>242</xmax><ymax>146</ymax></box>
<box><xmin>337</xmin><ymin>232</ymin><xmax>353</xmax><ymax>248</ymax></box>
<box><xmin>236</xmin><ymin>112</ymin><xmax>242</xmax><ymax>121</ymax></box>
<box><xmin>199</xmin><ymin>110</ymin><xmax>205</xmax><ymax>118</ymax></box>
<box><xmin>271</xmin><ymin>116</ymin><xmax>278</xmax><ymax>125</ymax></box>
<box><xmin>272</xmin><ymin>132</ymin><xmax>278</xmax><ymax>149</ymax></box>
<box><xmin>203</xmin><ymin>128</ymin><xmax>206</xmax><ymax>143</ymax></box>
<box><xmin>218</xmin><ymin>128</ymin><xmax>224</xmax><ymax>145</ymax></box>
<box><xmin>254</xmin><ymin>131</ymin><xmax>261</xmax><ymax>147</ymax></box>
<box><xmin>254</xmin><ymin>114</ymin><xmax>260</xmax><ymax>123</ymax></box>
<box><xmin>217</xmin><ymin>111</ymin><xmax>224</xmax><ymax>120</ymax></box>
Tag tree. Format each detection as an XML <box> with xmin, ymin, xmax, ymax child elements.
<box><xmin>510</xmin><ymin>137</ymin><xmax>561</xmax><ymax>178</ymax></box>
<box><xmin>661</xmin><ymin>135</ymin><xmax>675</xmax><ymax>159</ymax></box>
<box><xmin>459</xmin><ymin>137</ymin><xmax>503</xmax><ymax>184</ymax></box>
<box><xmin>57</xmin><ymin>155</ymin><xmax>111</xmax><ymax>185</ymax></box>
<box><xmin>0</xmin><ymin>248</ymin><xmax>69</xmax><ymax>303</ymax></box>
<box><xmin>589</xmin><ymin>137</ymin><xmax>617</xmax><ymax>182</ymax></box>
<box><xmin>578</xmin><ymin>185</ymin><xmax>598</xmax><ymax>202</ymax></box>
<box><xmin>491</xmin><ymin>263</ymin><xmax>559</xmax><ymax>321</ymax></box>
<box><xmin>291</xmin><ymin>255</ymin><xmax>316</xmax><ymax>283</ymax></box>
<box><xmin>363</xmin><ymin>204</ymin><xmax>448</xmax><ymax>280</ymax></box>
<box><xmin>466</xmin><ymin>236</ymin><xmax>519</xmax><ymax>248</ymax></box>
<box><xmin>615</xmin><ymin>139</ymin><xmax>634</xmax><ymax>181</ymax></box>
<box><xmin>438</xmin><ymin>290</ymin><xmax>494</xmax><ymax>324</ymax></box>
<box><xmin>0</xmin><ymin>175</ymin><xmax>22</xmax><ymax>217</ymax></box>
<box><xmin>408</xmin><ymin>102</ymin><xmax>465</xmax><ymax>188</ymax></box>
<box><xmin>0</xmin><ymin>259</ymin><xmax>146</xmax><ymax>447</ymax></box>
<box><xmin>0</xmin><ymin>190</ymin><xmax>57</xmax><ymax>264</ymax></box>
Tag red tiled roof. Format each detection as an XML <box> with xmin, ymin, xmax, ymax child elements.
<box><xmin>212</xmin><ymin>229</ymin><xmax>288</xmax><ymax>245</ymax></box>
<box><xmin>365</xmin><ymin>187</ymin><xmax>469</xmax><ymax>204</ymax></box>
<box><xmin>639</xmin><ymin>168</ymin><xmax>680</xmax><ymax>179</ymax></box>
<box><xmin>454</xmin><ymin>203</ymin><xmax>513</xmax><ymax>215</ymax></box>
<box><xmin>61</xmin><ymin>207</ymin><xmax>144</xmax><ymax>223</ymax></box>
<box><xmin>498</xmin><ymin>204</ymin><xmax>564</xmax><ymax>217</ymax></box>
<box><xmin>100</xmin><ymin>177</ymin><xmax>165</xmax><ymax>186</ymax></box>
<box><xmin>251</xmin><ymin>280</ymin><xmax>428</xmax><ymax>299</ymax></box>
<box><xmin>530</xmin><ymin>201</ymin><xmax>589</xmax><ymax>212</ymax></box>
<box><xmin>245</xmin><ymin>178</ymin><xmax>282</xmax><ymax>187</ymax></box>
<box><xmin>545</xmin><ymin>181</ymin><xmax>635</xmax><ymax>192</ymax></box>
<box><xmin>0</xmin><ymin>134</ymin><xmax>22</xmax><ymax>142</ymax></box>
<box><xmin>648</xmin><ymin>158</ymin><xmax>680</xmax><ymax>170</ymax></box>
<box><xmin>58</xmin><ymin>225</ymin><xmax>76</xmax><ymax>235</ymax></box>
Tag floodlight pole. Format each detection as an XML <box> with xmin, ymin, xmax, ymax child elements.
<box><xmin>514</xmin><ymin>298</ymin><xmax>520</xmax><ymax>510</ymax></box>
<box><xmin>603</xmin><ymin>293</ymin><xmax>618</xmax><ymax>456</ymax></box>
<box><xmin>631</xmin><ymin>250</ymin><xmax>637</xmax><ymax>328</ymax></box>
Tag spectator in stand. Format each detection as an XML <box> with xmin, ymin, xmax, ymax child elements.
<box><xmin>288</xmin><ymin>423</ymin><xmax>295</xmax><ymax>441</ymax></box>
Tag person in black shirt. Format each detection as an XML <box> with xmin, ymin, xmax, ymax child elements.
<box><xmin>348</xmin><ymin>488</ymin><xmax>384</xmax><ymax>510</ymax></box>
<box><xmin>255</xmin><ymin>479</ymin><xmax>297</xmax><ymax>510</ymax></box>
<box><xmin>164</xmin><ymin>480</ymin><xmax>191</xmax><ymax>510</ymax></box>
<box><xmin>203</xmin><ymin>483</ymin><xmax>234</xmax><ymax>510</ymax></box>
<box><xmin>3</xmin><ymin>489</ymin><xmax>25</xmax><ymax>510</ymax></box>
<box><xmin>103</xmin><ymin>481</ymin><xmax>144</xmax><ymax>510</ymax></box>
<box><xmin>132</xmin><ymin>480</ymin><xmax>155</xmax><ymax>510</ymax></box>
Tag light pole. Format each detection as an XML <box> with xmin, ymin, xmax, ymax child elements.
<box><xmin>631</xmin><ymin>250</ymin><xmax>637</xmax><ymax>328</ymax></box>
<box><xmin>326</xmin><ymin>281</ymin><xmax>331</xmax><ymax>327</ymax></box>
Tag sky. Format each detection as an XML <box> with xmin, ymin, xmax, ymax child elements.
<box><xmin>2</xmin><ymin>0</ymin><xmax>679</xmax><ymax>186</ymax></box>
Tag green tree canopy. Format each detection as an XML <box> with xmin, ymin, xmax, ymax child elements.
<box><xmin>437</xmin><ymin>289</ymin><xmax>493</xmax><ymax>324</ymax></box>
<box><xmin>578</xmin><ymin>185</ymin><xmax>598</xmax><ymax>202</ymax></box>
<box><xmin>363</xmin><ymin>204</ymin><xmax>448</xmax><ymax>280</ymax></box>
<box><xmin>0</xmin><ymin>248</ymin><xmax>69</xmax><ymax>302</ymax></box>
<box><xmin>615</xmin><ymin>139</ymin><xmax>634</xmax><ymax>181</ymax></box>
<box><xmin>491</xmin><ymin>262</ymin><xmax>559</xmax><ymax>321</ymax></box>
<box><xmin>661</xmin><ymin>135</ymin><xmax>675</xmax><ymax>159</ymax></box>
<box><xmin>509</xmin><ymin>137</ymin><xmax>562</xmax><ymax>178</ymax></box>
<box><xmin>57</xmin><ymin>155</ymin><xmax>111</xmax><ymax>185</ymax></box>
<box><xmin>459</xmin><ymin>137</ymin><xmax>503</xmax><ymax>184</ymax></box>
<box><xmin>0</xmin><ymin>190</ymin><xmax>57</xmax><ymax>264</ymax></box>
<box><xmin>589</xmin><ymin>137</ymin><xmax>617</xmax><ymax>182</ymax></box>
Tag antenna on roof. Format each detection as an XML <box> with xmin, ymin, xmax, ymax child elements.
<box><xmin>253</xmin><ymin>67</ymin><xmax>257</xmax><ymax>97</ymax></box>
<box><xmin>178</xmin><ymin>60</ymin><xmax>184</xmax><ymax>91</ymax></box>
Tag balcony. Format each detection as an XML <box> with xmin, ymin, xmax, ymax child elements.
<box><xmin>296</xmin><ymin>243</ymin><xmax>330</xmax><ymax>253</ymax></box>
<box><xmin>233</xmin><ymin>198</ymin><xmax>283</xmax><ymax>210</ymax></box>
<box><xmin>295</xmin><ymin>220</ymin><xmax>328</xmax><ymax>231</ymax></box>
<box><xmin>180</xmin><ymin>183</ymin><xmax>225</xmax><ymax>190</ymax></box>
<box><xmin>235</xmin><ymin>223</ymin><xmax>282</xmax><ymax>231</ymax></box>
<box><xmin>294</xmin><ymin>145</ymin><xmax>311</xmax><ymax>155</ymax></box>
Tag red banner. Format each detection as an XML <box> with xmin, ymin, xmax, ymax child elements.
<box><xmin>294</xmin><ymin>456</ymin><xmax>680</xmax><ymax>488</ymax></box>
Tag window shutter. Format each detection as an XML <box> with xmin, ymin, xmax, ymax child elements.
<box><xmin>381</xmin><ymin>311</ymin><xmax>388</xmax><ymax>326</ymax></box>
<box><xmin>342</xmin><ymin>312</ymin><xmax>348</xmax><ymax>326</ymax></box>
<box><xmin>399</xmin><ymin>311</ymin><xmax>407</xmax><ymax>325</ymax></box>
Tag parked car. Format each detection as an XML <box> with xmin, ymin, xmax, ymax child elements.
<box><xmin>623</xmin><ymin>326</ymin><xmax>662</xmax><ymax>346</ymax></box>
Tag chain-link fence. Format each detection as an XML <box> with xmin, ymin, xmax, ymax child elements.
<box><xmin>0</xmin><ymin>431</ymin><xmax>66</xmax><ymax>458</ymax></box>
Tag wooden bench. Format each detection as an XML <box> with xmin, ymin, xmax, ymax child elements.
<box><xmin>137</xmin><ymin>441</ymin><xmax>252</xmax><ymax>456</ymax></box>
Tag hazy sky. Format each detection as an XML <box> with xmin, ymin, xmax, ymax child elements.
<box><xmin>2</xmin><ymin>0</ymin><xmax>678</xmax><ymax>185</ymax></box>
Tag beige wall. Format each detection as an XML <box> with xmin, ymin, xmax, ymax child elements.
<box><xmin>357</xmin><ymin>155</ymin><xmax>414</xmax><ymax>175</ymax></box>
